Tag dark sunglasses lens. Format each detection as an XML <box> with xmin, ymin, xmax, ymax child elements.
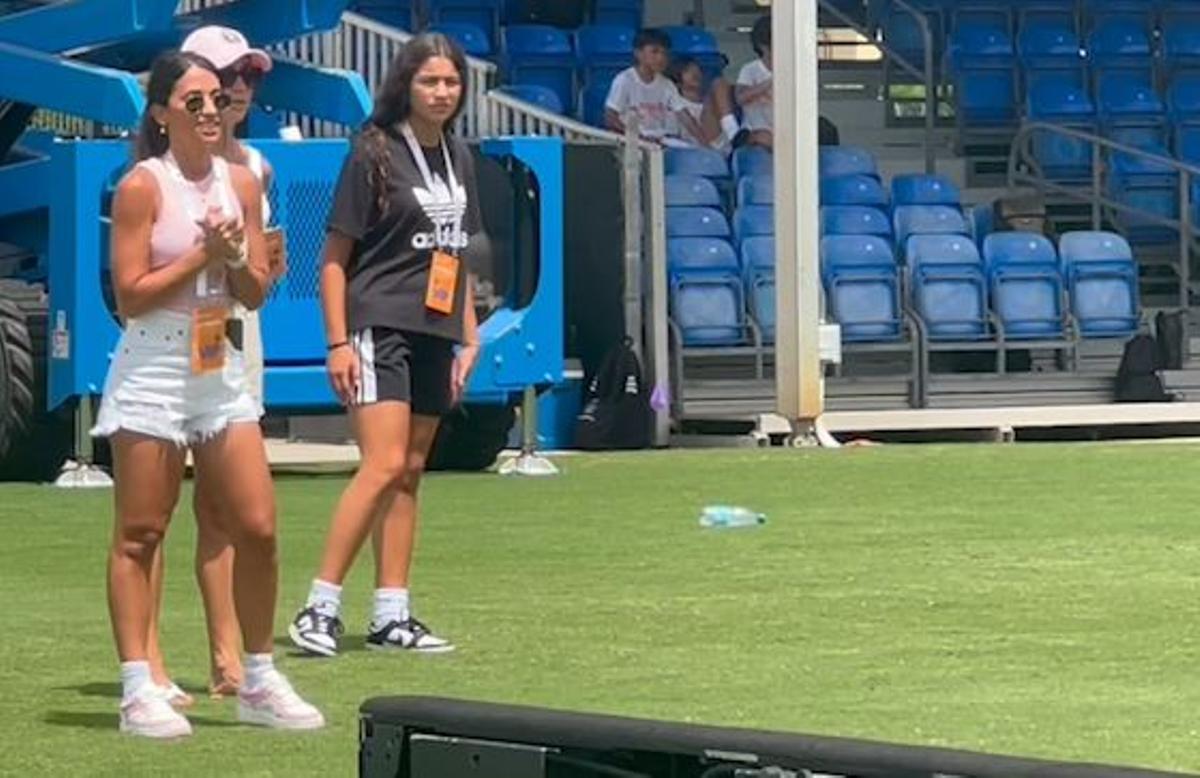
<box><xmin>184</xmin><ymin>95</ymin><xmax>204</xmax><ymax>114</ymax></box>
<box><xmin>215</xmin><ymin>93</ymin><xmax>233</xmax><ymax>111</ymax></box>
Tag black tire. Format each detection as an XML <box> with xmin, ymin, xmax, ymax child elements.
<box><xmin>0</xmin><ymin>293</ymin><xmax>36</xmax><ymax>461</ymax></box>
<box><xmin>0</xmin><ymin>281</ymin><xmax>65</xmax><ymax>481</ymax></box>
<box><xmin>428</xmin><ymin>403</ymin><xmax>516</xmax><ymax>472</ymax></box>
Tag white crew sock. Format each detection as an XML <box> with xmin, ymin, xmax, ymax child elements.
<box><xmin>306</xmin><ymin>579</ymin><xmax>343</xmax><ymax>617</ymax></box>
<box><xmin>243</xmin><ymin>653</ymin><xmax>276</xmax><ymax>692</ymax></box>
<box><xmin>721</xmin><ymin>115</ymin><xmax>741</xmax><ymax>141</ymax></box>
<box><xmin>372</xmin><ymin>588</ymin><xmax>410</xmax><ymax>626</ymax></box>
<box><xmin>120</xmin><ymin>660</ymin><xmax>153</xmax><ymax>702</ymax></box>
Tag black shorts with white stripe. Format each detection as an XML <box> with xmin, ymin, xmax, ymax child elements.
<box><xmin>349</xmin><ymin>327</ymin><xmax>456</xmax><ymax>416</ymax></box>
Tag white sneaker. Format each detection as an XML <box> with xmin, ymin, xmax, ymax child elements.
<box><xmin>120</xmin><ymin>686</ymin><xmax>193</xmax><ymax>739</ymax></box>
<box><xmin>237</xmin><ymin>671</ymin><xmax>325</xmax><ymax>730</ymax></box>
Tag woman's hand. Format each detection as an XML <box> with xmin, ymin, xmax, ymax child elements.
<box><xmin>451</xmin><ymin>343</ymin><xmax>480</xmax><ymax>406</ymax></box>
<box><xmin>198</xmin><ymin>207</ymin><xmax>244</xmax><ymax>267</ymax></box>
<box><xmin>327</xmin><ymin>343</ymin><xmax>360</xmax><ymax>406</ymax></box>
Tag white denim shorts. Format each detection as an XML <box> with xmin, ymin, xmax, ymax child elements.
<box><xmin>92</xmin><ymin>309</ymin><xmax>262</xmax><ymax>447</ymax></box>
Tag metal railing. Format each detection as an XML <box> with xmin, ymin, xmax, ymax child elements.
<box><xmin>1009</xmin><ymin>120</ymin><xmax>1200</xmax><ymax>310</ymax></box>
<box><xmin>270</xmin><ymin>11</ymin><xmax>496</xmax><ymax>138</ymax></box>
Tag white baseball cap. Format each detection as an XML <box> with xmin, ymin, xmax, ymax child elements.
<box><xmin>181</xmin><ymin>25</ymin><xmax>272</xmax><ymax>73</ymax></box>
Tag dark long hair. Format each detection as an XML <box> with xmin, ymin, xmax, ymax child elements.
<box><xmin>134</xmin><ymin>51</ymin><xmax>220</xmax><ymax>161</ymax></box>
<box><xmin>361</xmin><ymin>33</ymin><xmax>469</xmax><ymax>216</ymax></box>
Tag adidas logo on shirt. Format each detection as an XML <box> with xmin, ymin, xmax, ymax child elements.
<box><xmin>411</xmin><ymin>173</ymin><xmax>469</xmax><ymax>251</ymax></box>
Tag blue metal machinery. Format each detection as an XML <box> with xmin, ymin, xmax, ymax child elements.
<box><xmin>0</xmin><ymin>0</ymin><xmax>566</xmax><ymax>475</ymax></box>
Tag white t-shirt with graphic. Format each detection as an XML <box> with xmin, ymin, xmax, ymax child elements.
<box><xmin>605</xmin><ymin>67</ymin><xmax>686</xmax><ymax>140</ymax></box>
<box><xmin>737</xmin><ymin>58</ymin><xmax>773</xmax><ymax>132</ymax></box>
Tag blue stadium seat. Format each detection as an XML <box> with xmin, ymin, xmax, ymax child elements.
<box><xmin>949</xmin><ymin>18</ymin><xmax>1018</xmax><ymax>129</ymax></box>
<box><xmin>985</xmin><ymin>232</ymin><xmax>1067</xmax><ymax>339</ymax></box>
<box><xmin>819</xmin><ymin>145</ymin><xmax>877</xmax><ymax>179</ymax></box>
<box><xmin>740</xmin><ymin>237</ymin><xmax>776</xmax><ymax>342</ymax></box>
<box><xmin>1163</xmin><ymin>24</ymin><xmax>1200</xmax><ymax>76</ymax></box>
<box><xmin>593</xmin><ymin>0</ymin><xmax>643</xmax><ymax>30</ymax></box>
<box><xmin>665</xmin><ymin>175</ymin><xmax>722</xmax><ymax>208</ymax></box>
<box><xmin>820</xmin><ymin>175</ymin><xmax>888</xmax><ymax>208</ymax></box>
<box><xmin>495</xmin><ymin>84</ymin><xmax>564</xmax><ymax>114</ymax></box>
<box><xmin>1058</xmin><ymin>231</ymin><xmax>1139</xmax><ymax>337</ymax></box>
<box><xmin>1168</xmin><ymin>74</ymin><xmax>1200</xmax><ymax>126</ymax></box>
<box><xmin>503</xmin><ymin>25</ymin><xmax>576</xmax><ymax>114</ymax></box>
<box><xmin>355</xmin><ymin>1</ymin><xmax>416</xmax><ymax>29</ymax></box>
<box><xmin>820</xmin><ymin>236</ymin><xmax>904</xmax><ymax>342</ymax></box>
<box><xmin>429</xmin><ymin>22</ymin><xmax>493</xmax><ymax>57</ymax></box>
<box><xmin>736</xmin><ymin>176</ymin><xmax>774</xmax><ymax>207</ymax></box>
<box><xmin>1106</xmin><ymin>185</ymin><xmax>1179</xmax><ymax>245</ymax></box>
<box><xmin>670</xmin><ymin>275</ymin><xmax>747</xmax><ymax>346</ymax></box>
<box><xmin>665</xmin><ymin>147</ymin><xmax>729</xmax><ymax>180</ymax></box>
<box><xmin>907</xmin><ymin>233</ymin><xmax>984</xmax><ymax>269</ymax></box>
<box><xmin>1058</xmin><ymin>229</ymin><xmax>1139</xmax><ymax>271</ymax></box>
<box><xmin>893</xmin><ymin>205</ymin><xmax>970</xmax><ymax>247</ymax></box>
<box><xmin>662</xmin><ymin>25</ymin><xmax>726</xmax><ymax>78</ymax></box>
<box><xmin>667</xmin><ymin>237</ymin><xmax>739</xmax><ymax>276</ymax></box>
<box><xmin>1097</xmin><ymin>71</ymin><xmax>1165</xmax><ymax>128</ymax></box>
<box><xmin>575</xmin><ymin>25</ymin><xmax>634</xmax><ymax>87</ymax></box>
<box><xmin>1176</xmin><ymin>124</ymin><xmax>1200</xmax><ymax>164</ymax></box>
<box><xmin>820</xmin><ymin>205</ymin><xmax>892</xmax><ymax>239</ymax></box>
<box><xmin>748</xmin><ymin>273</ymin><xmax>775</xmax><ymax>344</ymax></box>
<box><xmin>732</xmin><ymin>146</ymin><xmax>773</xmax><ymax>180</ymax></box>
<box><xmin>424</xmin><ymin>0</ymin><xmax>502</xmax><ymax>49</ymax></box>
<box><xmin>741</xmin><ymin>236</ymin><xmax>775</xmax><ymax>276</ymax></box>
<box><xmin>666</xmin><ymin>207</ymin><xmax>730</xmax><ymax>239</ymax></box>
<box><xmin>1018</xmin><ymin>15</ymin><xmax>1083</xmax><ymax>70</ymax></box>
<box><xmin>733</xmin><ymin>205</ymin><xmax>774</xmax><ymax>247</ymax></box>
<box><xmin>1087</xmin><ymin>14</ymin><xmax>1152</xmax><ymax>75</ymax></box>
<box><xmin>907</xmin><ymin>232</ymin><xmax>991</xmax><ymax>341</ymax></box>
<box><xmin>982</xmin><ymin>231</ymin><xmax>1059</xmax><ymax>272</ymax></box>
<box><xmin>891</xmin><ymin>174</ymin><xmax>961</xmax><ymax>206</ymax></box>
<box><xmin>578</xmin><ymin>80</ymin><xmax>610</xmax><ymax>127</ymax></box>
<box><xmin>1026</xmin><ymin>74</ymin><xmax>1096</xmax><ymax>181</ymax></box>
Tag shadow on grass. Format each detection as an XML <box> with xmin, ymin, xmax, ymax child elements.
<box><xmin>55</xmin><ymin>681</ymin><xmax>208</xmax><ymax>699</ymax></box>
<box><xmin>44</xmin><ymin>710</ymin><xmax>241</xmax><ymax>730</ymax></box>
<box><xmin>274</xmin><ymin>633</ymin><xmax>372</xmax><ymax>656</ymax></box>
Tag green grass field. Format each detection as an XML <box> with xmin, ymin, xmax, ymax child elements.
<box><xmin>4</xmin><ymin>444</ymin><xmax>1200</xmax><ymax>776</ymax></box>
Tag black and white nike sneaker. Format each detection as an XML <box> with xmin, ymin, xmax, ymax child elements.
<box><xmin>365</xmin><ymin>617</ymin><xmax>455</xmax><ymax>653</ymax></box>
<box><xmin>288</xmin><ymin>606</ymin><xmax>344</xmax><ymax>658</ymax></box>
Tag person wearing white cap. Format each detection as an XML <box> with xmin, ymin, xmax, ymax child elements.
<box><xmin>138</xmin><ymin>24</ymin><xmax>284</xmax><ymax>705</ymax></box>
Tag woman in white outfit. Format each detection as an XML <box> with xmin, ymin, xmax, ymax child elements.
<box><xmin>141</xmin><ymin>25</ymin><xmax>282</xmax><ymax>702</ymax></box>
<box><xmin>95</xmin><ymin>51</ymin><xmax>321</xmax><ymax>738</ymax></box>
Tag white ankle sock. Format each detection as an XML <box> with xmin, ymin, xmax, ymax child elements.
<box><xmin>721</xmin><ymin>115</ymin><xmax>741</xmax><ymax>141</ymax></box>
<box><xmin>243</xmin><ymin>653</ymin><xmax>276</xmax><ymax>691</ymax></box>
<box><xmin>372</xmin><ymin>588</ymin><xmax>410</xmax><ymax>626</ymax></box>
<box><xmin>306</xmin><ymin>579</ymin><xmax>343</xmax><ymax>617</ymax></box>
<box><xmin>120</xmin><ymin>660</ymin><xmax>152</xmax><ymax>701</ymax></box>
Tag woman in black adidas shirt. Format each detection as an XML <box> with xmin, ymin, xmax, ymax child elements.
<box><xmin>288</xmin><ymin>33</ymin><xmax>482</xmax><ymax>656</ymax></box>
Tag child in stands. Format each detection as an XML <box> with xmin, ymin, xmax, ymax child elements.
<box><xmin>668</xmin><ymin>56</ymin><xmax>741</xmax><ymax>153</ymax></box>
<box><xmin>736</xmin><ymin>15</ymin><xmax>773</xmax><ymax>149</ymax></box>
<box><xmin>604</xmin><ymin>28</ymin><xmax>688</xmax><ymax>142</ymax></box>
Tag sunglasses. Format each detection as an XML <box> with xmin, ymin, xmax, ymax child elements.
<box><xmin>184</xmin><ymin>91</ymin><xmax>233</xmax><ymax>116</ymax></box>
<box><xmin>218</xmin><ymin>63</ymin><xmax>265</xmax><ymax>89</ymax></box>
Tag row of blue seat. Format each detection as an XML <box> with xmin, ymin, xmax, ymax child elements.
<box><xmin>670</xmin><ymin>228</ymin><xmax>1141</xmax><ymax>349</ymax></box>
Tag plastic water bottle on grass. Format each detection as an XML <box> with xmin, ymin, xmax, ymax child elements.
<box><xmin>699</xmin><ymin>505</ymin><xmax>766</xmax><ymax>529</ymax></box>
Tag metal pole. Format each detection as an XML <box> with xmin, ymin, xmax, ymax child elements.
<box><xmin>1091</xmin><ymin>139</ymin><xmax>1102</xmax><ymax>230</ymax></box>
<box><xmin>645</xmin><ymin>147</ymin><xmax>671</xmax><ymax>447</ymax></box>
<box><xmin>774</xmin><ymin>0</ymin><xmax>824</xmax><ymax>425</ymax></box>
<box><xmin>1181</xmin><ymin>171</ymin><xmax>1191</xmax><ymax>312</ymax></box>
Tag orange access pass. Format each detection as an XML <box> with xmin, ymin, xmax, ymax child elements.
<box><xmin>191</xmin><ymin>306</ymin><xmax>229</xmax><ymax>375</ymax></box>
<box><xmin>425</xmin><ymin>250</ymin><xmax>460</xmax><ymax>315</ymax></box>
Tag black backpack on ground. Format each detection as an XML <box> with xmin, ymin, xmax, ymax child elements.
<box><xmin>1155</xmin><ymin>310</ymin><xmax>1186</xmax><ymax>370</ymax></box>
<box><xmin>574</xmin><ymin>339</ymin><xmax>651</xmax><ymax>450</ymax></box>
<box><xmin>1115</xmin><ymin>333</ymin><xmax>1172</xmax><ymax>403</ymax></box>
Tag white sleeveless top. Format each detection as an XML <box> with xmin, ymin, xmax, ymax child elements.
<box><xmin>136</xmin><ymin>154</ymin><xmax>242</xmax><ymax>313</ymax></box>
